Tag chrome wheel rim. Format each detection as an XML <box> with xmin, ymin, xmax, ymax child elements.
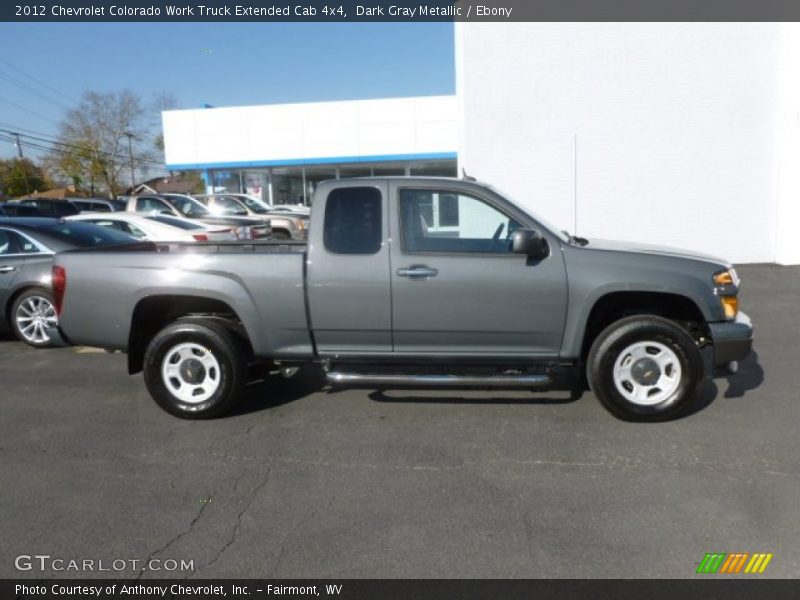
<box><xmin>612</xmin><ymin>341</ymin><xmax>682</xmax><ymax>406</ymax></box>
<box><xmin>161</xmin><ymin>343</ymin><xmax>221</xmax><ymax>404</ymax></box>
<box><xmin>16</xmin><ymin>296</ymin><xmax>57</xmax><ymax>345</ymax></box>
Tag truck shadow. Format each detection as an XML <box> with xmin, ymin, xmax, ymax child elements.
<box><xmin>674</xmin><ymin>349</ymin><xmax>765</xmax><ymax>419</ymax></box>
<box><xmin>232</xmin><ymin>365</ymin><xmax>329</xmax><ymax>416</ymax></box>
<box><xmin>231</xmin><ymin>350</ymin><xmax>765</xmax><ymax>418</ymax></box>
<box><xmin>719</xmin><ymin>349</ymin><xmax>765</xmax><ymax>399</ymax></box>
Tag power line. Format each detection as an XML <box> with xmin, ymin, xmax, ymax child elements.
<box><xmin>0</xmin><ymin>131</ymin><xmax>165</xmax><ymax>167</ymax></box>
<box><xmin>0</xmin><ymin>69</ymin><xmax>72</xmax><ymax>111</ymax></box>
<box><xmin>0</xmin><ymin>119</ymin><xmax>56</xmax><ymax>138</ymax></box>
<box><xmin>1</xmin><ymin>128</ymin><xmax>165</xmax><ymax>166</ymax></box>
<box><xmin>0</xmin><ymin>59</ymin><xmax>78</xmax><ymax>104</ymax></box>
<box><xmin>0</xmin><ymin>96</ymin><xmax>60</xmax><ymax>125</ymax></box>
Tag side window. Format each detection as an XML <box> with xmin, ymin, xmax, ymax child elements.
<box><xmin>0</xmin><ymin>229</ymin><xmax>15</xmax><ymax>254</ymax></box>
<box><xmin>0</xmin><ymin>230</ymin><xmax>40</xmax><ymax>254</ymax></box>
<box><xmin>323</xmin><ymin>187</ymin><xmax>382</xmax><ymax>254</ymax></box>
<box><xmin>215</xmin><ymin>196</ymin><xmax>247</xmax><ymax>215</ymax></box>
<box><xmin>12</xmin><ymin>231</ymin><xmax>42</xmax><ymax>253</ymax></box>
<box><xmin>399</xmin><ymin>189</ymin><xmax>522</xmax><ymax>254</ymax></box>
<box><xmin>123</xmin><ymin>223</ymin><xmax>147</xmax><ymax>239</ymax></box>
<box><xmin>136</xmin><ymin>197</ymin><xmax>169</xmax><ymax>213</ymax></box>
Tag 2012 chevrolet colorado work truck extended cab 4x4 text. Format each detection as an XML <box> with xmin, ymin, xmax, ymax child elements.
<box><xmin>49</xmin><ymin>177</ymin><xmax>753</xmax><ymax>421</ymax></box>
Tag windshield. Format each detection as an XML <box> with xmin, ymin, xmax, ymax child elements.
<box><xmin>485</xmin><ymin>184</ymin><xmax>570</xmax><ymax>243</ymax></box>
<box><xmin>167</xmin><ymin>196</ymin><xmax>211</xmax><ymax>218</ymax></box>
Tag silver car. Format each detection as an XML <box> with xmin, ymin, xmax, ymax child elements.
<box><xmin>195</xmin><ymin>194</ymin><xmax>308</xmax><ymax>240</ymax></box>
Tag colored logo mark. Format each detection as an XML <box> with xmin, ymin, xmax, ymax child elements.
<box><xmin>697</xmin><ymin>552</ymin><xmax>773</xmax><ymax>574</ymax></box>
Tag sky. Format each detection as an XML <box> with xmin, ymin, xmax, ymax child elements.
<box><xmin>0</xmin><ymin>22</ymin><xmax>455</xmax><ymax>160</ymax></box>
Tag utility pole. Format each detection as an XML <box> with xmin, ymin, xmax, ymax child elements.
<box><xmin>12</xmin><ymin>133</ymin><xmax>30</xmax><ymax>196</ymax></box>
<box><xmin>123</xmin><ymin>131</ymin><xmax>135</xmax><ymax>189</ymax></box>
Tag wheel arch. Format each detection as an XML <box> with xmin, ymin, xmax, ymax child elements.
<box><xmin>579</xmin><ymin>290</ymin><xmax>709</xmax><ymax>361</ymax></box>
<box><xmin>127</xmin><ymin>295</ymin><xmax>254</xmax><ymax>375</ymax></box>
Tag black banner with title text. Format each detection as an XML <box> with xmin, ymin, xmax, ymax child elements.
<box><xmin>6</xmin><ymin>0</ymin><xmax>800</xmax><ymax>22</ymax></box>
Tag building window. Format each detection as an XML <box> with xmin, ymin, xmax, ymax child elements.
<box><xmin>324</xmin><ymin>187</ymin><xmax>382</xmax><ymax>254</ymax></box>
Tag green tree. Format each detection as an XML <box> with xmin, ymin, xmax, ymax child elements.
<box><xmin>0</xmin><ymin>158</ymin><xmax>49</xmax><ymax>199</ymax></box>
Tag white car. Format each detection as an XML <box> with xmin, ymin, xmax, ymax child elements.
<box><xmin>65</xmin><ymin>212</ymin><xmax>236</xmax><ymax>242</ymax></box>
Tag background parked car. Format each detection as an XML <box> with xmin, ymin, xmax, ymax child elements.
<box><xmin>195</xmin><ymin>193</ymin><xmax>308</xmax><ymax>240</ymax></box>
<box><xmin>0</xmin><ymin>218</ymin><xmax>137</xmax><ymax>347</ymax></box>
<box><xmin>11</xmin><ymin>198</ymin><xmax>80</xmax><ymax>218</ymax></box>
<box><xmin>126</xmin><ymin>194</ymin><xmax>272</xmax><ymax>240</ymax></box>
<box><xmin>66</xmin><ymin>212</ymin><xmax>237</xmax><ymax>242</ymax></box>
<box><xmin>0</xmin><ymin>203</ymin><xmax>40</xmax><ymax>217</ymax></box>
<box><xmin>67</xmin><ymin>198</ymin><xmax>121</xmax><ymax>213</ymax></box>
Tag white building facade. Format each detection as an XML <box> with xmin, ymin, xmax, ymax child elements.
<box><xmin>456</xmin><ymin>23</ymin><xmax>800</xmax><ymax>265</ymax></box>
<box><xmin>162</xmin><ymin>95</ymin><xmax>458</xmax><ymax>205</ymax></box>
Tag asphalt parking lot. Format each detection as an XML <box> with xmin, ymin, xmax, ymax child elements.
<box><xmin>0</xmin><ymin>263</ymin><xmax>797</xmax><ymax>579</ymax></box>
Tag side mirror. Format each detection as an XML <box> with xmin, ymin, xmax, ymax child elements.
<box><xmin>511</xmin><ymin>228</ymin><xmax>549</xmax><ymax>259</ymax></box>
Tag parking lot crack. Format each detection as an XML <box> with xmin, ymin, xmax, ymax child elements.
<box><xmin>135</xmin><ymin>493</ymin><xmax>212</xmax><ymax>580</ymax></box>
<box><xmin>189</xmin><ymin>468</ymin><xmax>272</xmax><ymax>577</ymax></box>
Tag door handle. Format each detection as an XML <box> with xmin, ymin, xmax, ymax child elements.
<box><xmin>0</xmin><ymin>266</ymin><xmax>16</xmax><ymax>273</ymax></box>
<box><xmin>397</xmin><ymin>265</ymin><xmax>438</xmax><ymax>279</ymax></box>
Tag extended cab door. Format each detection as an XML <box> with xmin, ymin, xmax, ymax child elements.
<box><xmin>388</xmin><ymin>181</ymin><xmax>568</xmax><ymax>356</ymax></box>
<box><xmin>306</xmin><ymin>181</ymin><xmax>392</xmax><ymax>354</ymax></box>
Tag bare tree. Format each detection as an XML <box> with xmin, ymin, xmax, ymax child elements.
<box><xmin>52</xmin><ymin>90</ymin><xmax>157</xmax><ymax>197</ymax></box>
<box><xmin>150</xmin><ymin>91</ymin><xmax>178</xmax><ymax>156</ymax></box>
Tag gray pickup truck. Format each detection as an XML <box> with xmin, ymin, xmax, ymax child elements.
<box><xmin>49</xmin><ymin>176</ymin><xmax>753</xmax><ymax>422</ymax></box>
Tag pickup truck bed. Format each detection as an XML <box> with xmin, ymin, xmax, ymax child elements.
<box><xmin>56</xmin><ymin>241</ymin><xmax>312</xmax><ymax>358</ymax></box>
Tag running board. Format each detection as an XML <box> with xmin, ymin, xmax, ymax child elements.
<box><xmin>325</xmin><ymin>371</ymin><xmax>553</xmax><ymax>388</ymax></box>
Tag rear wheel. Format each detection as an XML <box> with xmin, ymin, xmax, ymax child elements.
<box><xmin>11</xmin><ymin>288</ymin><xmax>57</xmax><ymax>348</ymax></box>
<box><xmin>143</xmin><ymin>319</ymin><xmax>245</xmax><ymax>419</ymax></box>
<box><xmin>587</xmin><ymin>315</ymin><xmax>703</xmax><ymax>421</ymax></box>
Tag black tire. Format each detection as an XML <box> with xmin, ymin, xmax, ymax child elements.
<box><xmin>272</xmin><ymin>230</ymin><xmax>291</xmax><ymax>240</ymax></box>
<box><xmin>143</xmin><ymin>318</ymin><xmax>246</xmax><ymax>419</ymax></box>
<box><xmin>586</xmin><ymin>315</ymin><xmax>703</xmax><ymax>422</ymax></box>
<box><xmin>10</xmin><ymin>287</ymin><xmax>57</xmax><ymax>348</ymax></box>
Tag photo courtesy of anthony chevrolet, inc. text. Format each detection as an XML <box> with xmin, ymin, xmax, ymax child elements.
<box><xmin>1</xmin><ymin>0</ymin><xmax>799</xmax><ymax>598</ymax></box>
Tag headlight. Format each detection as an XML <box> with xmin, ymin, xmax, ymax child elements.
<box><xmin>296</xmin><ymin>219</ymin><xmax>306</xmax><ymax>231</ymax></box>
<box><xmin>713</xmin><ymin>268</ymin><xmax>740</xmax><ymax>319</ymax></box>
<box><xmin>713</xmin><ymin>268</ymin><xmax>739</xmax><ymax>287</ymax></box>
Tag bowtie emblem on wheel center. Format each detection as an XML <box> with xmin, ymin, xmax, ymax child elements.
<box><xmin>180</xmin><ymin>359</ymin><xmax>206</xmax><ymax>384</ymax></box>
<box><xmin>630</xmin><ymin>357</ymin><xmax>662</xmax><ymax>386</ymax></box>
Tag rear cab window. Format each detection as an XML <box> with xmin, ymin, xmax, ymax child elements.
<box><xmin>323</xmin><ymin>187</ymin><xmax>382</xmax><ymax>254</ymax></box>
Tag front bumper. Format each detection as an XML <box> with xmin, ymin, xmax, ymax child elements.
<box><xmin>708</xmin><ymin>311</ymin><xmax>753</xmax><ymax>367</ymax></box>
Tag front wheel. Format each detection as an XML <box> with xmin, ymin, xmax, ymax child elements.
<box><xmin>143</xmin><ymin>319</ymin><xmax>246</xmax><ymax>419</ymax></box>
<box><xmin>587</xmin><ymin>315</ymin><xmax>704</xmax><ymax>422</ymax></box>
